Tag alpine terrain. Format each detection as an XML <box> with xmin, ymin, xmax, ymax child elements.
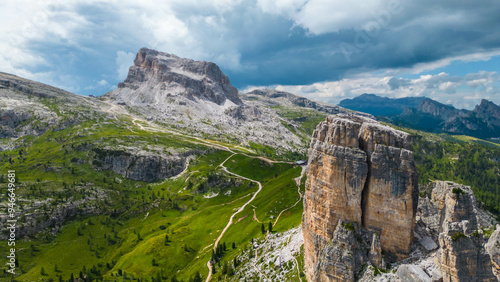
<box><xmin>0</xmin><ymin>48</ymin><xmax>499</xmax><ymax>282</ymax></box>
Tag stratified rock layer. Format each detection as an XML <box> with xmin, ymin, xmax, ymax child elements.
<box><xmin>119</xmin><ymin>47</ymin><xmax>242</xmax><ymax>105</ymax></box>
<box><xmin>316</xmin><ymin>221</ymin><xmax>368</xmax><ymax>281</ymax></box>
<box><xmin>433</xmin><ymin>182</ymin><xmax>497</xmax><ymax>282</ymax></box>
<box><xmin>303</xmin><ymin>114</ymin><xmax>419</xmax><ymax>281</ymax></box>
<box><xmin>104</xmin><ymin>48</ymin><xmax>307</xmax><ymax>153</ymax></box>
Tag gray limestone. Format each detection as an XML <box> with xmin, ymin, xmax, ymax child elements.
<box><xmin>397</xmin><ymin>265</ymin><xmax>432</xmax><ymax>282</ymax></box>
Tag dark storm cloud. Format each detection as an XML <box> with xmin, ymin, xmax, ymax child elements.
<box><xmin>227</xmin><ymin>0</ymin><xmax>500</xmax><ymax>88</ymax></box>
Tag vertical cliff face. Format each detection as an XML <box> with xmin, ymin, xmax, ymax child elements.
<box><xmin>119</xmin><ymin>47</ymin><xmax>242</xmax><ymax>106</ymax></box>
<box><xmin>302</xmin><ymin>114</ymin><xmax>419</xmax><ymax>281</ymax></box>
<box><xmin>486</xmin><ymin>226</ymin><xmax>500</xmax><ymax>280</ymax></box>
<box><xmin>433</xmin><ymin>182</ymin><xmax>497</xmax><ymax>282</ymax></box>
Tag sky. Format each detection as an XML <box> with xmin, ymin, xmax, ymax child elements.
<box><xmin>1</xmin><ymin>0</ymin><xmax>500</xmax><ymax>110</ymax></box>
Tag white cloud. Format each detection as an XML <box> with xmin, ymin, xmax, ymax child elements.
<box><xmin>261</xmin><ymin>71</ymin><xmax>500</xmax><ymax>110</ymax></box>
<box><xmin>257</xmin><ymin>0</ymin><xmax>403</xmax><ymax>35</ymax></box>
<box><xmin>256</xmin><ymin>0</ymin><xmax>307</xmax><ymax>16</ymax></box>
<box><xmin>0</xmin><ymin>0</ymin><xmax>247</xmax><ymax>91</ymax></box>
<box><xmin>1</xmin><ymin>0</ymin><xmax>500</xmax><ymax>100</ymax></box>
<box><xmin>97</xmin><ymin>79</ymin><xmax>108</xmax><ymax>86</ymax></box>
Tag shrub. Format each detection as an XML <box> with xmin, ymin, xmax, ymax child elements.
<box><xmin>342</xmin><ymin>222</ymin><xmax>355</xmax><ymax>232</ymax></box>
<box><xmin>451</xmin><ymin>232</ymin><xmax>466</xmax><ymax>241</ymax></box>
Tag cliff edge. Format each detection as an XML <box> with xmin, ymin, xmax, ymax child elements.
<box><xmin>302</xmin><ymin>114</ymin><xmax>419</xmax><ymax>281</ymax></box>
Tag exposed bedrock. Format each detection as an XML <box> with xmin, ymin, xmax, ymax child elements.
<box><xmin>486</xmin><ymin>225</ymin><xmax>500</xmax><ymax>280</ymax></box>
<box><xmin>433</xmin><ymin>182</ymin><xmax>497</xmax><ymax>282</ymax></box>
<box><xmin>302</xmin><ymin>114</ymin><xmax>419</xmax><ymax>281</ymax></box>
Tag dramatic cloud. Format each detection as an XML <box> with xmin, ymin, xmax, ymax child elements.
<box><xmin>0</xmin><ymin>0</ymin><xmax>499</xmax><ymax>101</ymax></box>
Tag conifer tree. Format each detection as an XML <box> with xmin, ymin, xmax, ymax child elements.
<box><xmin>222</xmin><ymin>261</ymin><xmax>228</xmax><ymax>275</ymax></box>
<box><xmin>193</xmin><ymin>271</ymin><xmax>202</xmax><ymax>282</ymax></box>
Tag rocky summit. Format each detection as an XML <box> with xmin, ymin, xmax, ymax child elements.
<box><xmin>302</xmin><ymin>114</ymin><xmax>419</xmax><ymax>281</ymax></box>
<box><xmin>103</xmin><ymin>48</ymin><xmax>309</xmax><ymax>153</ymax></box>
<box><xmin>114</xmin><ymin>47</ymin><xmax>241</xmax><ymax>106</ymax></box>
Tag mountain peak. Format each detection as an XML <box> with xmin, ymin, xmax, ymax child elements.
<box><xmin>340</xmin><ymin>94</ymin><xmax>500</xmax><ymax>138</ymax></box>
<box><xmin>117</xmin><ymin>47</ymin><xmax>242</xmax><ymax>105</ymax></box>
<box><xmin>475</xmin><ymin>99</ymin><xmax>500</xmax><ymax>111</ymax></box>
<box><xmin>474</xmin><ymin>98</ymin><xmax>500</xmax><ymax>121</ymax></box>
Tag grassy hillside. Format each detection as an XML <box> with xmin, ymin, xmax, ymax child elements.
<box><xmin>0</xmin><ymin>114</ymin><xmax>305</xmax><ymax>281</ymax></box>
<box><xmin>2</xmin><ymin>84</ymin><xmax>498</xmax><ymax>282</ymax></box>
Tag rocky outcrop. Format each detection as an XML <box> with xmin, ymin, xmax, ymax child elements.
<box><xmin>302</xmin><ymin>114</ymin><xmax>419</xmax><ymax>281</ymax></box>
<box><xmin>0</xmin><ymin>183</ymin><xmax>109</xmax><ymax>240</ymax></box>
<box><xmin>417</xmin><ymin>98</ymin><xmax>465</xmax><ymax>120</ymax></box>
<box><xmin>116</xmin><ymin>47</ymin><xmax>242</xmax><ymax>105</ymax></box>
<box><xmin>315</xmin><ymin>221</ymin><xmax>368</xmax><ymax>281</ymax></box>
<box><xmin>473</xmin><ymin>99</ymin><xmax>500</xmax><ymax>127</ymax></box>
<box><xmin>104</xmin><ymin>49</ymin><xmax>307</xmax><ymax>153</ymax></box>
<box><xmin>369</xmin><ymin>233</ymin><xmax>384</xmax><ymax>268</ymax></box>
<box><xmin>0</xmin><ymin>72</ymin><xmax>106</xmax><ymax>149</ymax></box>
<box><xmin>333</xmin><ymin>180</ymin><xmax>499</xmax><ymax>281</ymax></box>
<box><xmin>224</xmin><ymin>105</ymin><xmax>262</xmax><ymax>121</ymax></box>
<box><xmin>244</xmin><ymin>89</ymin><xmax>354</xmax><ymax>115</ymax></box>
<box><xmin>486</xmin><ymin>226</ymin><xmax>500</xmax><ymax>279</ymax></box>
<box><xmin>396</xmin><ymin>264</ymin><xmax>434</xmax><ymax>282</ymax></box>
<box><xmin>92</xmin><ymin>147</ymin><xmax>201</xmax><ymax>182</ymax></box>
<box><xmin>432</xmin><ymin>182</ymin><xmax>497</xmax><ymax>282</ymax></box>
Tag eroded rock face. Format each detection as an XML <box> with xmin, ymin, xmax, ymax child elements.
<box><xmin>315</xmin><ymin>221</ymin><xmax>368</xmax><ymax>281</ymax></box>
<box><xmin>92</xmin><ymin>147</ymin><xmax>201</xmax><ymax>182</ymax></box>
<box><xmin>433</xmin><ymin>182</ymin><xmax>497</xmax><ymax>282</ymax></box>
<box><xmin>118</xmin><ymin>47</ymin><xmax>242</xmax><ymax>105</ymax></box>
<box><xmin>303</xmin><ymin>114</ymin><xmax>418</xmax><ymax>281</ymax></box>
<box><xmin>104</xmin><ymin>49</ymin><xmax>307</xmax><ymax>153</ymax></box>
<box><xmin>486</xmin><ymin>225</ymin><xmax>500</xmax><ymax>280</ymax></box>
<box><xmin>354</xmin><ymin>181</ymin><xmax>498</xmax><ymax>281</ymax></box>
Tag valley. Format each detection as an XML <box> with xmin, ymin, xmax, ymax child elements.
<box><xmin>0</xmin><ymin>109</ymin><xmax>306</xmax><ymax>281</ymax></box>
<box><xmin>0</xmin><ymin>69</ymin><xmax>309</xmax><ymax>280</ymax></box>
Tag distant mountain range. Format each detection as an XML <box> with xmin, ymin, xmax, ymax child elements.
<box><xmin>339</xmin><ymin>94</ymin><xmax>500</xmax><ymax>138</ymax></box>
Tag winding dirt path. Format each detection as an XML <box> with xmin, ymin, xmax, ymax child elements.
<box><xmin>205</xmin><ymin>153</ymin><xmax>265</xmax><ymax>282</ymax></box>
<box><xmin>171</xmin><ymin>156</ymin><xmax>195</xmax><ymax>180</ymax></box>
<box><xmin>124</xmin><ymin>116</ymin><xmax>303</xmax><ymax>281</ymax></box>
<box><xmin>253</xmin><ymin>208</ymin><xmax>261</xmax><ymax>223</ymax></box>
<box><xmin>131</xmin><ymin>118</ymin><xmax>146</xmax><ymax>130</ymax></box>
<box><xmin>272</xmin><ymin>165</ymin><xmax>306</xmax><ymax>227</ymax></box>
